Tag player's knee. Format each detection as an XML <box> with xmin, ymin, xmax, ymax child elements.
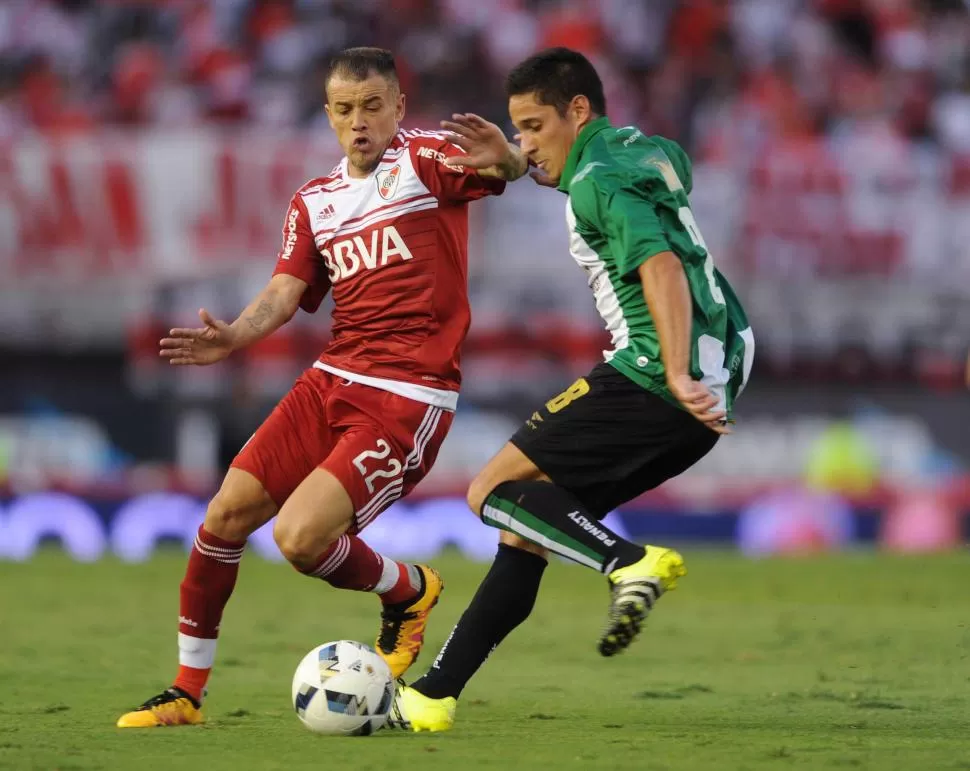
<box><xmin>466</xmin><ymin>474</ymin><xmax>497</xmax><ymax>519</ymax></box>
<box><xmin>273</xmin><ymin>516</ymin><xmax>333</xmax><ymax>569</ymax></box>
<box><xmin>468</xmin><ymin>444</ymin><xmax>548</xmax><ymax>518</ymax></box>
<box><xmin>204</xmin><ymin>485</ymin><xmax>275</xmax><ymax>542</ymax></box>
<box><xmin>272</xmin><ymin>517</ymin><xmax>313</xmax><ymax>566</ymax></box>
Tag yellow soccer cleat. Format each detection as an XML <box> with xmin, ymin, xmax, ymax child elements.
<box><xmin>386</xmin><ymin>684</ymin><xmax>457</xmax><ymax>733</ymax></box>
<box><xmin>376</xmin><ymin>565</ymin><xmax>444</xmax><ymax>679</ymax></box>
<box><xmin>116</xmin><ymin>687</ymin><xmax>204</xmax><ymax>728</ymax></box>
<box><xmin>598</xmin><ymin>545</ymin><xmax>686</xmax><ymax>657</ymax></box>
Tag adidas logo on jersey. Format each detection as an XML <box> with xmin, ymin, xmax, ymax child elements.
<box><xmin>321</xmin><ymin>224</ymin><xmax>415</xmax><ymax>282</ymax></box>
<box><xmin>317</xmin><ymin>203</ymin><xmax>336</xmax><ymax>221</ymax></box>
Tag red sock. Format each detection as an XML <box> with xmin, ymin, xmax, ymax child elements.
<box><xmin>303</xmin><ymin>534</ymin><xmax>420</xmax><ymax>605</ymax></box>
<box><xmin>173</xmin><ymin>526</ymin><xmax>245</xmax><ymax>703</ymax></box>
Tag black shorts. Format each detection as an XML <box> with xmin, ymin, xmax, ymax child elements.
<box><xmin>509</xmin><ymin>362</ymin><xmax>719</xmax><ymax>518</ymax></box>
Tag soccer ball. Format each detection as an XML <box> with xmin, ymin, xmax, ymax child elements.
<box><xmin>291</xmin><ymin>640</ymin><xmax>395</xmax><ymax>736</ymax></box>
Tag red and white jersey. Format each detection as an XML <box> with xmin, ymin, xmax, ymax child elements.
<box><xmin>273</xmin><ymin>128</ymin><xmax>506</xmax><ymax>411</ymax></box>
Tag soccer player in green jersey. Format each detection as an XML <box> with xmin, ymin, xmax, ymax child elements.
<box><xmin>390</xmin><ymin>48</ymin><xmax>754</xmax><ymax>732</ymax></box>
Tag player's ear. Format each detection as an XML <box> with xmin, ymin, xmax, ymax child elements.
<box><xmin>395</xmin><ymin>89</ymin><xmax>406</xmax><ymax>123</ymax></box>
<box><xmin>569</xmin><ymin>95</ymin><xmax>592</xmax><ymax>126</ymax></box>
<box><xmin>324</xmin><ymin>103</ymin><xmax>336</xmax><ymax>131</ymax></box>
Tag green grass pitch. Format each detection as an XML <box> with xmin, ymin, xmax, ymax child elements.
<box><xmin>1</xmin><ymin>549</ymin><xmax>968</xmax><ymax>770</ymax></box>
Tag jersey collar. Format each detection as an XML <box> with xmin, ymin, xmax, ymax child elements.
<box><xmin>558</xmin><ymin>116</ymin><xmax>612</xmax><ymax>193</ymax></box>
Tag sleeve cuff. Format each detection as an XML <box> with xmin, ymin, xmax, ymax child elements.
<box><xmin>621</xmin><ymin>243</ymin><xmax>672</xmax><ymax>279</ymax></box>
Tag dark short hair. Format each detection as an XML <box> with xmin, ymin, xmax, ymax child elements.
<box><xmin>326</xmin><ymin>47</ymin><xmax>399</xmax><ymax>88</ymax></box>
<box><xmin>505</xmin><ymin>47</ymin><xmax>606</xmax><ymax>117</ymax></box>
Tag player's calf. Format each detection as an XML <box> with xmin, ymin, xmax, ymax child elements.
<box><xmin>115</xmin><ymin>464</ymin><xmax>278</xmax><ymax>728</ymax></box>
<box><xmin>480</xmin><ymin>478</ymin><xmax>644</xmax><ymax>574</ymax></box>
<box><xmin>407</xmin><ymin>539</ymin><xmax>546</xmax><ymax>708</ymax></box>
<box><xmin>471</xmin><ymin>469</ymin><xmax>690</xmax><ymax>657</ymax></box>
<box><xmin>282</xmin><ymin>524</ymin><xmax>444</xmax><ymax>680</ymax></box>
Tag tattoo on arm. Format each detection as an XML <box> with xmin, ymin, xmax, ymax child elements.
<box><xmin>480</xmin><ymin>145</ymin><xmax>528</xmax><ymax>181</ymax></box>
<box><xmin>245</xmin><ymin>298</ymin><xmax>276</xmax><ymax>331</ymax></box>
<box><xmin>498</xmin><ymin>145</ymin><xmax>528</xmax><ymax>181</ymax></box>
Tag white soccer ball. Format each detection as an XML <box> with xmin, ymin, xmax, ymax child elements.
<box><xmin>291</xmin><ymin>640</ymin><xmax>395</xmax><ymax>736</ymax></box>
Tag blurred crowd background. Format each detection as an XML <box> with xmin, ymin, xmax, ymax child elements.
<box><xmin>4</xmin><ymin>0</ymin><xmax>970</xmax><ymax>148</ymax></box>
<box><xmin>2</xmin><ymin>0</ymin><xmax>970</xmax><ymax>560</ymax></box>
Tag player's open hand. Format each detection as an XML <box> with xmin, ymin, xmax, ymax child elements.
<box><xmin>440</xmin><ymin>113</ymin><xmax>513</xmax><ymax>170</ymax></box>
<box><xmin>667</xmin><ymin>374</ymin><xmax>732</xmax><ymax>435</ymax></box>
<box><xmin>159</xmin><ymin>308</ymin><xmax>236</xmax><ymax>366</ymax></box>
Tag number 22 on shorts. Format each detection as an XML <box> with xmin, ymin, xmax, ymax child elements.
<box><xmin>545</xmin><ymin>378</ymin><xmax>591</xmax><ymax>414</ymax></box>
<box><xmin>352</xmin><ymin>439</ymin><xmax>403</xmax><ymax>494</ymax></box>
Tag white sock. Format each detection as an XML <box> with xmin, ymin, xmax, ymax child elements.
<box><xmin>372</xmin><ymin>556</ymin><xmax>421</xmax><ymax>595</ymax></box>
<box><xmin>178</xmin><ymin>632</ymin><xmax>218</xmax><ymax>670</ymax></box>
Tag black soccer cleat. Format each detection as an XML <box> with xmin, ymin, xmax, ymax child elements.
<box><xmin>598</xmin><ymin>546</ymin><xmax>686</xmax><ymax>657</ymax></box>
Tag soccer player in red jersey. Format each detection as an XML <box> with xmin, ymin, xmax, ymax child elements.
<box><xmin>117</xmin><ymin>47</ymin><xmax>526</xmax><ymax>728</ymax></box>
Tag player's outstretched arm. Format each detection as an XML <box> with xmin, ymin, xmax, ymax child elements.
<box><xmin>638</xmin><ymin>253</ymin><xmax>730</xmax><ymax>435</ymax></box>
<box><xmin>159</xmin><ymin>273</ymin><xmax>308</xmax><ymax>366</ymax></box>
<box><xmin>440</xmin><ymin>113</ymin><xmax>528</xmax><ymax>181</ymax></box>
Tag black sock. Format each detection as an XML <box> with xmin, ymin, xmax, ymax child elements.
<box><xmin>481</xmin><ymin>480</ymin><xmax>644</xmax><ymax>574</ymax></box>
<box><xmin>411</xmin><ymin>543</ymin><xmax>547</xmax><ymax>700</ymax></box>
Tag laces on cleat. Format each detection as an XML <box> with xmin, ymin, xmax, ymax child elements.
<box><xmin>384</xmin><ymin>688</ymin><xmax>412</xmax><ymax>731</ymax></box>
<box><xmin>377</xmin><ymin>569</ymin><xmax>429</xmax><ymax>655</ymax></box>
<box><xmin>377</xmin><ymin>607</ymin><xmax>419</xmax><ymax>654</ymax></box>
<box><xmin>136</xmin><ymin>687</ymin><xmax>200</xmax><ymax>712</ymax></box>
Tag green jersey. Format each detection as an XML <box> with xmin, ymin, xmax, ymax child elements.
<box><xmin>558</xmin><ymin>117</ymin><xmax>754</xmax><ymax>417</ymax></box>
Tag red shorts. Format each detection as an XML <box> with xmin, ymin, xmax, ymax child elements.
<box><xmin>231</xmin><ymin>367</ymin><xmax>453</xmax><ymax>531</ymax></box>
